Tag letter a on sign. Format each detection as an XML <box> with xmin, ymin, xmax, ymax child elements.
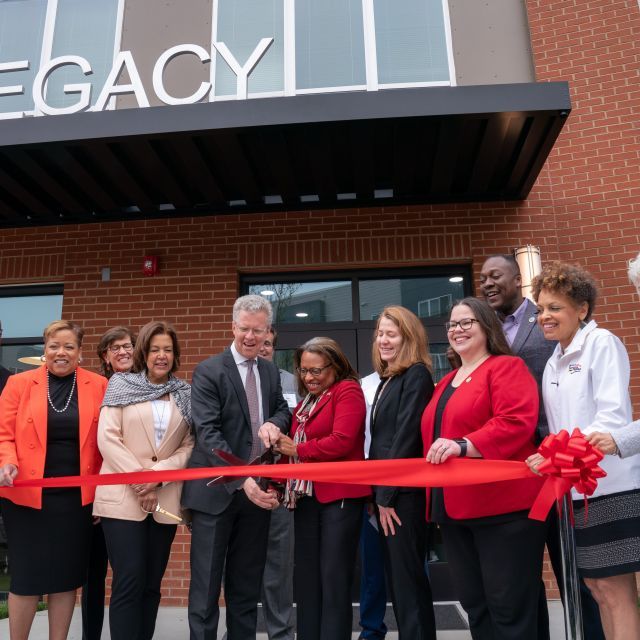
<box><xmin>94</xmin><ymin>51</ymin><xmax>150</xmax><ymax>111</ymax></box>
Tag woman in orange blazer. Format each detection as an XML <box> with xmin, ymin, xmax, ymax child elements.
<box><xmin>276</xmin><ymin>337</ymin><xmax>369</xmax><ymax>640</ymax></box>
<box><xmin>422</xmin><ymin>298</ymin><xmax>545</xmax><ymax>640</ymax></box>
<box><xmin>0</xmin><ymin>320</ymin><xmax>107</xmax><ymax>640</ymax></box>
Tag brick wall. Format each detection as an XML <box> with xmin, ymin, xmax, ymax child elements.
<box><xmin>1</xmin><ymin>0</ymin><xmax>639</xmax><ymax>605</ymax></box>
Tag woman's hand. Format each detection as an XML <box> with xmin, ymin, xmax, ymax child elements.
<box><xmin>378</xmin><ymin>505</ymin><xmax>402</xmax><ymax>536</ymax></box>
<box><xmin>132</xmin><ymin>482</ymin><xmax>160</xmax><ymax>496</ymax></box>
<box><xmin>0</xmin><ymin>464</ymin><xmax>17</xmax><ymax>486</ymax></box>
<box><xmin>426</xmin><ymin>438</ymin><xmax>461</xmax><ymax>464</ymax></box>
<box><xmin>585</xmin><ymin>432</ymin><xmax>618</xmax><ymax>456</ymax></box>
<box><xmin>274</xmin><ymin>434</ymin><xmax>297</xmax><ymax>458</ymax></box>
<box><xmin>139</xmin><ymin>490</ymin><xmax>159</xmax><ymax>514</ymax></box>
<box><xmin>525</xmin><ymin>453</ymin><xmax>546</xmax><ymax>475</ymax></box>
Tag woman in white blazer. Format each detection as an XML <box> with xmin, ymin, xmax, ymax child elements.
<box><xmin>527</xmin><ymin>262</ymin><xmax>640</xmax><ymax>640</ymax></box>
<box><xmin>94</xmin><ymin>321</ymin><xmax>194</xmax><ymax>640</ymax></box>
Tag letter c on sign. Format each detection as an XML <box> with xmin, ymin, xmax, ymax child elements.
<box><xmin>33</xmin><ymin>55</ymin><xmax>93</xmax><ymax>116</ymax></box>
<box><xmin>153</xmin><ymin>44</ymin><xmax>211</xmax><ymax>106</ymax></box>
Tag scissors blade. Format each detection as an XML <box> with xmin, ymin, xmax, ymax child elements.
<box><xmin>206</xmin><ymin>448</ymin><xmax>275</xmax><ymax>486</ymax></box>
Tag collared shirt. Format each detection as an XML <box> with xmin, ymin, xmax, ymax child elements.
<box><xmin>361</xmin><ymin>371</ymin><xmax>381</xmax><ymax>458</ymax></box>
<box><xmin>230</xmin><ymin>342</ymin><xmax>264</xmax><ymax>425</ymax></box>
<box><xmin>501</xmin><ymin>298</ymin><xmax>528</xmax><ymax>346</ymax></box>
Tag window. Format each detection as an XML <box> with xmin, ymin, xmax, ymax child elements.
<box><xmin>374</xmin><ymin>0</ymin><xmax>450</xmax><ymax>85</ymax></box>
<box><xmin>359</xmin><ymin>277</ymin><xmax>462</xmax><ymax>321</ymax></box>
<box><xmin>247</xmin><ymin>281</ymin><xmax>353</xmax><ymax>323</ymax></box>
<box><xmin>0</xmin><ymin>284</ymin><xmax>63</xmax><ymax>373</ymax></box>
<box><xmin>209</xmin><ymin>0</ymin><xmax>452</xmax><ymax>100</ymax></box>
<box><xmin>0</xmin><ymin>0</ymin><xmax>48</xmax><ymax>114</ymax></box>
<box><xmin>46</xmin><ymin>0</ymin><xmax>121</xmax><ymax>109</ymax></box>
<box><xmin>243</xmin><ymin>267</ymin><xmax>471</xmax><ymax>380</ymax></box>
<box><xmin>214</xmin><ymin>0</ymin><xmax>285</xmax><ymax>97</ymax></box>
<box><xmin>295</xmin><ymin>0</ymin><xmax>366</xmax><ymax>91</ymax></box>
<box><xmin>0</xmin><ymin>0</ymin><xmax>122</xmax><ymax>115</ymax></box>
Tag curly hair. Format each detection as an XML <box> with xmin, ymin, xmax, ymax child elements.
<box><xmin>531</xmin><ymin>262</ymin><xmax>597</xmax><ymax>321</ymax></box>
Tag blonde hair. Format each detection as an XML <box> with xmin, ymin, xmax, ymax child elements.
<box><xmin>43</xmin><ymin>320</ymin><xmax>84</xmax><ymax>346</ymax></box>
<box><xmin>371</xmin><ymin>306</ymin><xmax>432</xmax><ymax>377</ymax></box>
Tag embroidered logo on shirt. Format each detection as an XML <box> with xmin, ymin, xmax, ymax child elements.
<box><xmin>568</xmin><ymin>364</ymin><xmax>582</xmax><ymax>374</ymax></box>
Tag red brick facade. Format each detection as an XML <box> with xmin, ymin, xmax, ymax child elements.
<box><xmin>1</xmin><ymin>0</ymin><xmax>639</xmax><ymax>603</ymax></box>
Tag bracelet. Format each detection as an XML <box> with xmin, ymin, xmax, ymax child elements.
<box><xmin>453</xmin><ymin>439</ymin><xmax>468</xmax><ymax>458</ymax></box>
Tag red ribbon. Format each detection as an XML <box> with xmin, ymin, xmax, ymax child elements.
<box><xmin>528</xmin><ymin>428</ymin><xmax>606</xmax><ymax>521</ymax></box>
<box><xmin>11</xmin><ymin>458</ymin><xmax>531</xmax><ymax>490</ymax></box>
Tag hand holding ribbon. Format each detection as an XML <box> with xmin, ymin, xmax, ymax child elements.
<box><xmin>528</xmin><ymin>428</ymin><xmax>607</xmax><ymax>521</ymax></box>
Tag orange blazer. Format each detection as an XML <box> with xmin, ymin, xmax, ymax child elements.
<box><xmin>0</xmin><ymin>365</ymin><xmax>107</xmax><ymax>509</ymax></box>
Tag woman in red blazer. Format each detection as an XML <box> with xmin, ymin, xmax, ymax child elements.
<box><xmin>276</xmin><ymin>337</ymin><xmax>370</xmax><ymax>640</ymax></box>
<box><xmin>422</xmin><ymin>297</ymin><xmax>545</xmax><ymax>640</ymax></box>
<box><xmin>0</xmin><ymin>320</ymin><xmax>107</xmax><ymax>640</ymax></box>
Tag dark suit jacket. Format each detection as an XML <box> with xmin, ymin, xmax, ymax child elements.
<box><xmin>510</xmin><ymin>298</ymin><xmax>557</xmax><ymax>440</ymax></box>
<box><xmin>0</xmin><ymin>365</ymin><xmax>11</xmax><ymax>395</ymax></box>
<box><xmin>369</xmin><ymin>363</ymin><xmax>434</xmax><ymax>507</ymax></box>
<box><xmin>181</xmin><ymin>349</ymin><xmax>290</xmax><ymax>515</ymax></box>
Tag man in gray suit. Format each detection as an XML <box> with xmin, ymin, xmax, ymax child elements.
<box><xmin>255</xmin><ymin>328</ymin><xmax>299</xmax><ymax>640</ymax></box>
<box><xmin>182</xmin><ymin>295</ymin><xmax>291</xmax><ymax>640</ymax></box>
<box><xmin>480</xmin><ymin>254</ymin><xmax>604</xmax><ymax>640</ymax></box>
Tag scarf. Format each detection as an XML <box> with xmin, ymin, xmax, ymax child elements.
<box><xmin>283</xmin><ymin>390</ymin><xmax>328</xmax><ymax>509</ymax></box>
<box><xmin>102</xmin><ymin>371</ymin><xmax>192</xmax><ymax>427</ymax></box>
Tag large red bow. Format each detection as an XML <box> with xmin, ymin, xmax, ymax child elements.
<box><xmin>528</xmin><ymin>428</ymin><xmax>606</xmax><ymax>521</ymax></box>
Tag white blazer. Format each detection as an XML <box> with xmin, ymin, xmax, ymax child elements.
<box><xmin>543</xmin><ymin>320</ymin><xmax>640</xmax><ymax>498</ymax></box>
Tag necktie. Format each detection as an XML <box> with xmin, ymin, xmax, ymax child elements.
<box><xmin>243</xmin><ymin>359</ymin><xmax>262</xmax><ymax>459</ymax></box>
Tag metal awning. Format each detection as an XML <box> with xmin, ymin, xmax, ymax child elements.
<box><xmin>0</xmin><ymin>82</ymin><xmax>570</xmax><ymax>228</ymax></box>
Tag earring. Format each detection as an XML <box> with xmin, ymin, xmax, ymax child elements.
<box><xmin>40</xmin><ymin>355</ymin><xmax>46</xmax><ymax>362</ymax></box>
<box><xmin>78</xmin><ymin>357</ymin><xmax>83</xmax><ymax>364</ymax></box>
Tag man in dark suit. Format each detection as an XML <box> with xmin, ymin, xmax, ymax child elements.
<box><xmin>480</xmin><ymin>254</ymin><xmax>604</xmax><ymax>640</ymax></box>
<box><xmin>0</xmin><ymin>320</ymin><xmax>12</xmax><ymax>395</ymax></box>
<box><xmin>182</xmin><ymin>295</ymin><xmax>291</xmax><ymax>640</ymax></box>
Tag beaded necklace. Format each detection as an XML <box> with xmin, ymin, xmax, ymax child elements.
<box><xmin>47</xmin><ymin>369</ymin><xmax>77</xmax><ymax>413</ymax></box>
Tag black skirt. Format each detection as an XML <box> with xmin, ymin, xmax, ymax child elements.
<box><xmin>573</xmin><ymin>488</ymin><xmax>640</xmax><ymax>579</ymax></box>
<box><xmin>1</xmin><ymin>491</ymin><xmax>92</xmax><ymax>595</ymax></box>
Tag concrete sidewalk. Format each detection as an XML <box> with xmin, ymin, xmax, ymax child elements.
<box><xmin>0</xmin><ymin>601</ymin><xmax>567</xmax><ymax>639</ymax></box>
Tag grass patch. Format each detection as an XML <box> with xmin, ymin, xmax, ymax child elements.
<box><xmin>0</xmin><ymin>601</ymin><xmax>47</xmax><ymax>620</ymax></box>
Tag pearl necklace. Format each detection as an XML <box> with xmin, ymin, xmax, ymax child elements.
<box><xmin>47</xmin><ymin>369</ymin><xmax>77</xmax><ymax>413</ymax></box>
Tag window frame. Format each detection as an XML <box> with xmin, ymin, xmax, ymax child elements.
<box><xmin>210</xmin><ymin>0</ymin><xmax>456</xmax><ymax>101</ymax></box>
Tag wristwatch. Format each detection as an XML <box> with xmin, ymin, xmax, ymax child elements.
<box><xmin>453</xmin><ymin>439</ymin><xmax>468</xmax><ymax>458</ymax></box>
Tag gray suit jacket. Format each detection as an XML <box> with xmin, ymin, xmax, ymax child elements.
<box><xmin>181</xmin><ymin>349</ymin><xmax>291</xmax><ymax>515</ymax></box>
<box><xmin>510</xmin><ymin>298</ymin><xmax>557</xmax><ymax>441</ymax></box>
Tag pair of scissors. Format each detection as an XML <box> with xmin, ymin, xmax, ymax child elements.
<box><xmin>206</xmin><ymin>448</ymin><xmax>276</xmax><ymax>490</ymax></box>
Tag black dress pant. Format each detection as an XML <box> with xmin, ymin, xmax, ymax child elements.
<box><xmin>378</xmin><ymin>491</ymin><xmax>436</xmax><ymax>640</ymax></box>
<box><xmin>101</xmin><ymin>516</ymin><xmax>177</xmax><ymax>640</ymax></box>
<box><xmin>440</xmin><ymin>512</ymin><xmax>547</xmax><ymax>640</ymax></box>
<box><xmin>187</xmin><ymin>491</ymin><xmax>271</xmax><ymax>640</ymax></box>
<box><xmin>81</xmin><ymin>521</ymin><xmax>108</xmax><ymax>640</ymax></box>
<box><xmin>294</xmin><ymin>496</ymin><xmax>364</xmax><ymax>640</ymax></box>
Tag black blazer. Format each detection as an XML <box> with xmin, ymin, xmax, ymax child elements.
<box><xmin>181</xmin><ymin>349</ymin><xmax>291</xmax><ymax>515</ymax></box>
<box><xmin>369</xmin><ymin>363</ymin><xmax>434</xmax><ymax>507</ymax></box>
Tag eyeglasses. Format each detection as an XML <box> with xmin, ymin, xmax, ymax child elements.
<box><xmin>108</xmin><ymin>343</ymin><xmax>134</xmax><ymax>353</ymax></box>
<box><xmin>235</xmin><ymin>326</ymin><xmax>268</xmax><ymax>336</ymax></box>
<box><xmin>262</xmin><ymin>340</ymin><xmax>273</xmax><ymax>348</ymax></box>
<box><xmin>297</xmin><ymin>364</ymin><xmax>332</xmax><ymax>377</ymax></box>
<box><xmin>445</xmin><ymin>318</ymin><xmax>479</xmax><ymax>332</ymax></box>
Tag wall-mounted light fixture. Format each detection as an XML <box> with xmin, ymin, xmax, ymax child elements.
<box><xmin>514</xmin><ymin>245</ymin><xmax>542</xmax><ymax>301</ymax></box>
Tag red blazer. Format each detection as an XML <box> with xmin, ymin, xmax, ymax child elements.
<box><xmin>291</xmin><ymin>379</ymin><xmax>371</xmax><ymax>504</ymax></box>
<box><xmin>0</xmin><ymin>365</ymin><xmax>107</xmax><ymax>509</ymax></box>
<box><xmin>421</xmin><ymin>355</ymin><xmax>543</xmax><ymax>519</ymax></box>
